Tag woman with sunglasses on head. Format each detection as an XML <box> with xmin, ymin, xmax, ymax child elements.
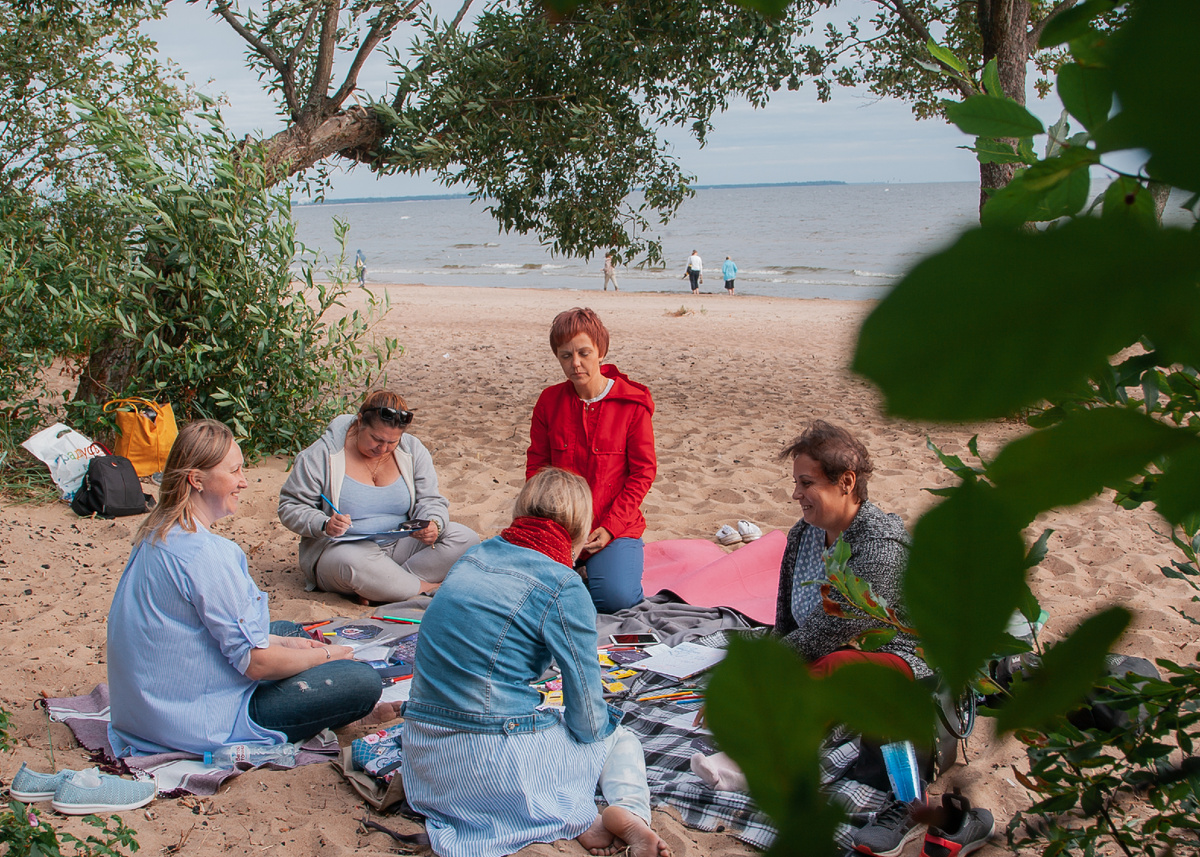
<box><xmin>279</xmin><ymin>391</ymin><xmax>479</xmax><ymax>603</ymax></box>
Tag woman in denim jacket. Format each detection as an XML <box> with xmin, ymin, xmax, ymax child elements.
<box><xmin>401</xmin><ymin>468</ymin><xmax>670</xmax><ymax>857</ymax></box>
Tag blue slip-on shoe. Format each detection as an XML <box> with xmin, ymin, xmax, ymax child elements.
<box><xmin>50</xmin><ymin>768</ymin><xmax>155</xmax><ymax>815</ymax></box>
<box><xmin>8</xmin><ymin>763</ymin><xmax>74</xmax><ymax>802</ymax></box>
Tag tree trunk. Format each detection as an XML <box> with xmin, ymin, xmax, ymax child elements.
<box><xmin>258</xmin><ymin>104</ymin><xmax>384</xmax><ymax>185</ymax></box>
<box><xmin>976</xmin><ymin>0</ymin><xmax>1032</xmax><ymax>215</ymax></box>
<box><xmin>75</xmin><ymin>337</ymin><xmax>139</xmax><ymax>405</ymax></box>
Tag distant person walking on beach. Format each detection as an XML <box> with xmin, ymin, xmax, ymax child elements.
<box><xmin>603</xmin><ymin>252</ymin><xmax>619</xmax><ymax>291</ymax></box>
<box><xmin>685</xmin><ymin>250</ymin><xmax>702</xmax><ymax>294</ymax></box>
<box><xmin>354</xmin><ymin>249</ymin><xmax>366</xmax><ymax>286</ymax></box>
<box><xmin>722</xmin><ymin>256</ymin><xmax>738</xmax><ymax>295</ymax></box>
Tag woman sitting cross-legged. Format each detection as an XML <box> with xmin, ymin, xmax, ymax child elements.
<box><xmin>107</xmin><ymin>419</ymin><xmax>383</xmax><ymax>758</ymax></box>
<box><xmin>278</xmin><ymin>390</ymin><xmax>479</xmax><ymax>604</ymax></box>
<box><xmin>401</xmin><ymin>467</ymin><xmax>671</xmax><ymax>857</ymax></box>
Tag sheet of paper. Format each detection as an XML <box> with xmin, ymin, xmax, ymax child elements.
<box><xmin>634</xmin><ymin>642</ymin><xmax>726</xmax><ymax>680</ymax></box>
<box><xmin>665</xmin><ymin>710</ymin><xmax>712</xmax><ymax>733</ymax></box>
<box><xmin>379</xmin><ymin>678</ymin><xmax>412</xmax><ymax>704</ymax></box>
<box><xmin>353</xmin><ymin>645</ymin><xmax>391</xmax><ymax>662</ymax></box>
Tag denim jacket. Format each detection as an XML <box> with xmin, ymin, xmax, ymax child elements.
<box><xmin>401</xmin><ymin>536</ymin><xmax>620</xmax><ymax>743</ymax></box>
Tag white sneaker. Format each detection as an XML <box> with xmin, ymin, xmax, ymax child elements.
<box><xmin>715</xmin><ymin>524</ymin><xmax>742</xmax><ymax>546</ymax></box>
<box><xmin>736</xmin><ymin>521</ymin><xmax>762</xmax><ymax>542</ymax></box>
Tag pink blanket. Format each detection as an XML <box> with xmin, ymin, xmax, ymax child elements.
<box><xmin>642</xmin><ymin>530</ymin><xmax>785</xmax><ymax>624</ymax></box>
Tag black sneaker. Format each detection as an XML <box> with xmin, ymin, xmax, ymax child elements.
<box><xmin>852</xmin><ymin>794</ymin><xmax>925</xmax><ymax>857</ymax></box>
<box><xmin>921</xmin><ymin>792</ymin><xmax>994</xmax><ymax>857</ymax></box>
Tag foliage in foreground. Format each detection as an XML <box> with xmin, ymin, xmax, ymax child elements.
<box><xmin>706</xmin><ymin>1</ymin><xmax>1200</xmax><ymax>854</ymax></box>
<box><xmin>1008</xmin><ymin>660</ymin><xmax>1200</xmax><ymax>856</ymax></box>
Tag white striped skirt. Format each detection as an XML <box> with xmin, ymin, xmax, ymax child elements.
<box><xmin>402</xmin><ymin>713</ymin><xmax>611</xmax><ymax>857</ymax></box>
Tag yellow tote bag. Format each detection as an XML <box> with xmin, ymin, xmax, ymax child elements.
<box><xmin>103</xmin><ymin>398</ymin><xmax>179</xmax><ymax>477</ymax></box>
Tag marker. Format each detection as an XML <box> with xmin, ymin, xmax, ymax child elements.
<box><xmin>322</xmin><ymin>631</ymin><xmax>338</xmax><ymax>636</ymax></box>
<box><xmin>381</xmin><ymin>616</ymin><xmax>421</xmax><ymax>624</ymax></box>
<box><xmin>303</xmin><ymin>620</ymin><xmax>332</xmax><ymax>631</ymax></box>
<box><xmin>319</xmin><ymin>493</ymin><xmax>341</xmax><ymax>514</ymax></box>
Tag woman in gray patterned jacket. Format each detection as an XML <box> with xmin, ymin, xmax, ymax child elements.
<box><xmin>773</xmin><ymin>420</ymin><xmax>930</xmax><ymax>680</ymax></box>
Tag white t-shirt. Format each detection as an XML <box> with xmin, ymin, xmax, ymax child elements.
<box><xmin>688</xmin><ymin>254</ymin><xmax>702</xmax><ymax>272</ymax></box>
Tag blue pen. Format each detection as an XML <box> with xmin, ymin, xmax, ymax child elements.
<box><xmin>320</xmin><ymin>493</ymin><xmax>341</xmax><ymax>515</ymax></box>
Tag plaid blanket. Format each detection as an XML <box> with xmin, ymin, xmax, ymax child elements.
<box><xmin>612</xmin><ymin>634</ymin><xmax>890</xmax><ymax>853</ymax></box>
<box><xmin>43</xmin><ymin>684</ymin><xmax>339</xmax><ymax>796</ymax></box>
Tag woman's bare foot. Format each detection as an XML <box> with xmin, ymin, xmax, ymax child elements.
<box><xmin>577</xmin><ymin>814</ymin><xmax>619</xmax><ymax>855</ymax></box>
<box><xmin>602</xmin><ymin>805</ymin><xmax>671</xmax><ymax>857</ymax></box>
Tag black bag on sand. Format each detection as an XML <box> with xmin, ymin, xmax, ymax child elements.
<box><xmin>71</xmin><ymin>455</ymin><xmax>154</xmax><ymax>518</ymax></box>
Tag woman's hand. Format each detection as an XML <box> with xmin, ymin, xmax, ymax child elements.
<box><xmin>247</xmin><ymin>638</ymin><xmax>356</xmax><ymax>680</ymax></box>
<box><xmin>324</xmin><ymin>512</ymin><xmax>352</xmax><ymax>538</ymax></box>
<box><xmin>269</xmin><ymin>635</ymin><xmax>353</xmax><ymax>660</ymax></box>
<box><xmin>413</xmin><ymin>519</ymin><xmax>440</xmax><ymax>546</ymax></box>
<box><xmin>582</xmin><ymin>526</ymin><xmax>613</xmax><ymax>554</ymax></box>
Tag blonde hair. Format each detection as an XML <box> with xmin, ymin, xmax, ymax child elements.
<box><xmin>515</xmin><ymin>468</ymin><xmax>594</xmax><ymax>553</ymax></box>
<box><xmin>134</xmin><ymin>420</ymin><xmax>234</xmax><ymax>545</ymax></box>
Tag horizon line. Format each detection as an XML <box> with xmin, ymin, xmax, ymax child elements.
<box><xmin>298</xmin><ymin>179</ymin><xmax>976</xmax><ymax>206</ymax></box>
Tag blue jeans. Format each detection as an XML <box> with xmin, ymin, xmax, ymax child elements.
<box><xmin>580</xmin><ymin>537</ymin><xmax>644</xmax><ymax>614</ymax></box>
<box><xmin>248</xmin><ymin>621</ymin><xmax>383</xmax><ymax>743</ymax></box>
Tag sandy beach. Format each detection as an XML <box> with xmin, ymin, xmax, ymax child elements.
<box><xmin>2</xmin><ymin>284</ymin><xmax>1195</xmax><ymax>856</ymax></box>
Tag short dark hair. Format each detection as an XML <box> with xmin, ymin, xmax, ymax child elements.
<box><xmin>549</xmin><ymin>307</ymin><xmax>610</xmax><ymax>357</ymax></box>
<box><xmin>780</xmin><ymin>420</ymin><xmax>873</xmax><ymax>502</ymax></box>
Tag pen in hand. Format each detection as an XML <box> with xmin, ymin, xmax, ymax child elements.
<box><xmin>319</xmin><ymin>493</ymin><xmax>352</xmax><ymax>537</ymax></box>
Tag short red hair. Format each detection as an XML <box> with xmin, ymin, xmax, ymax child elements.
<box><xmin>549</xmin><ymin>307</ymin><xmax>610</xmax><ymax>357</ymax></box>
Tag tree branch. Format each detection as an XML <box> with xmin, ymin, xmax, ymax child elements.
<box><xmin>873</xmin><ymin>0</ymin><xmax>972</xmax><ymax>98</ymax></box>
<box><xmin>1027</xmin><ymin>0</ymin><xmax>1079</xmax><ymax>54</ymax></box>
<box><xmin>449</xmin><ymin>0</ymin><xmax>474</xmax><ymax>31</ymax></box>
<box><xmin>210</xmin><ymin>1</ymin><xmax>288</xmax><ymax>80</ymax></box>
<box><xmin>305</xmin><ymin>0</ymin><xmax>341</xmax><ymax>117</ymax></box>
<box><xmin>329</xmin><ymin>4</ymin><xmax>415</xmax><ymax>108</ymax></box>
<box><xmin>284</xmin><ymin>4</ymin><xmax>322</xmax><ymax>115</ymax></box>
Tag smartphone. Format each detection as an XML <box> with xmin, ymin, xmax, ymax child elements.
<box><xmin>609</xmin><ymin>632</ymin><xmax>661</xmax><ymax>647</ymax></box>
<box><xmin>394</xmin><ymin>519</ymin><xmax>430</xmax><ymax>533</ymax></box>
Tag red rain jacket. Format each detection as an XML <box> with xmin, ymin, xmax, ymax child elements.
<box><xmin>526</xmin><ymin>364</ymin><xmax>657</xmax><ymax>544</ymax></box>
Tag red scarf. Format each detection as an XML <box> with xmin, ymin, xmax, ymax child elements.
<box><xmin>501</xmin><ymin>516</ymin><xmax>574</xmax><ymax>567</ymax></box>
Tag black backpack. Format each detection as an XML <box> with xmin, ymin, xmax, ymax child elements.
<box><xmin>71</xmin><ymin>455</ymin><xmax>154</xmax><ymax>518</ymax></box>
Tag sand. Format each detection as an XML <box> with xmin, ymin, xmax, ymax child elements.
<box><xmin>2</xmin><ymin>284</ymin><xmax>1196</xmax><ymax>856</ymax></box>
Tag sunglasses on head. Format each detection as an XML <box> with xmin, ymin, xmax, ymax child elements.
<box><xmin>367</xmin><ymin>406</ymin><xmax>414</xmax><ymax>427</ymax></box>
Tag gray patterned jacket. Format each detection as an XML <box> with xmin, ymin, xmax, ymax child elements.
<box><xmin>772</xmin><ymin>500</ymin><xmax>931</xmax><ymax>679</ymax></box>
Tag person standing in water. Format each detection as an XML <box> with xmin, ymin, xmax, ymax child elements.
<box><xmin>354</xmin><ymin>249</ymin><xmax>367</xmax><ymax>286</ymax></box>
<box><xmin>603</xmin><ymin>252</ymin><xmax>619</xmax><ymax>292</ymax></box>
<box><xmin>722</xmin><ymin>256</ymin><xmax>738</xmax><ymax>295</ymax></box>
<box><xmin>686</xmin><ymin>250</ymin><xmax>702</xmax><ymax>294</ymax></box>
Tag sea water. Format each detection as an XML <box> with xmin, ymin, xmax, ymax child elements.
<box><xmin>291</xmin><ymin>182</ymin><xmax>1194</xmax><ymax>301</ymax></box>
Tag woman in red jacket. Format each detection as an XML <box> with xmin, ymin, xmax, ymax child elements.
<box><xmin>526</xmin><ymin>307</ymin><xmax>657</xmax><ymax>612</ymax></box>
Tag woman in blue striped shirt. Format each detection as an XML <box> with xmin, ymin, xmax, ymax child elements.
<box><xmin>402</xmin><ymin>468</ymin><xmax>670</xmax><ymax>857</ymax></box>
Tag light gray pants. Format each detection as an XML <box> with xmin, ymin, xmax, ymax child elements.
<box><xmin>313</xmin><ymin>522</ymin><xmax>479</xmax><ymax>602</ymax></box>
<box><xmin>599</xmin><ymin>726</ymin><xmax>652</xmax><ymax>824</ymax></box>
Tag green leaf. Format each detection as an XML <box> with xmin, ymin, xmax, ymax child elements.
<box><xmin>981</xmin><ymin>59</ymin><xmax>1004</xmax><ymax>99</ymax></box>
<box><xmin>1110</xmin><ymin>0</ymin><xmax>1200</xmax><ymax>192</ymax></box>
<box><xmin>969</xmin><ymin>137</ymin><xmax>1028</xmax><ymax>165</ymax></box>
<box><xmin>1038</xmin><ymin>0</ymin><xmax>1120</xmax><ymax>48</ymax></box>
<box><xmin>988</xmin><ymin>410</ymin><xmax>1193</xmax><ymax>524</ymax></box>
<box><xmin>1156</xmin><ymin>445</ymin><xmax>1200</xmax><ymax>525</ymax></box>
<box><xmin>854</xmin><ymin>220</ymin><xmax>1200</xmax><ymax>422</ymax></box>
<box><xmin>706</xmin><ymin>636</ymin><xmax>844</xmax><ymax>856</ymax></box>
<box><xmin>994</xmin><ymin>607</ymin><xmax>1132</xmax><ymax>734</ymax></box>
<box><xmin>946</xmin><ymin>95</ymin><xmax>1044</xmax><ymax>138</ymax></box>
<box><xmin>819</xmin><ymin>662</ymin><xmax>936</xmax><ymax>743</ymax></box>
<box><xmin>1101</xmin><ymin>176</ymin><xmax>1159</xmax><ymax>229</ymax></box>
<box><xmin>1057</xmin><ymin>63</ymin><xmax>1113</xmax><ymax>132</ymax></box>
<box><xmin>904</xmin><ymin>480</ymin><xmax>1028</xmax><ymax>693</ymax></box>
<box><xmin>856</xmin><ymin>628</ymin><xmax>899</xmax><ymax>652</ymax></box>
<box><xmin>926</xmin><ymin>38</ymin><xmax>966</xmax><ymax>75</ymax></box>
<box><xmin>980</xmin><ymin>148</ymin><xmax>1097</xmax><ymax>228</ymax></box>
<box><xmin>1025</xmin><ymin>529</ymin><xmax>1055</xmax><ymax>570</ymax></box>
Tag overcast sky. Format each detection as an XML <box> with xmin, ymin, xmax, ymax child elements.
<box><xmin>144</xmin><ymin>1</ymin><xmax>1072</xmax><ymax>200</ymax></box>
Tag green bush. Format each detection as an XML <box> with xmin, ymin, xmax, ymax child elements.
<box><xmin>0</xmin><ymin>95</ymin><xmax>397</xmax><ymax>466</ymax></box>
